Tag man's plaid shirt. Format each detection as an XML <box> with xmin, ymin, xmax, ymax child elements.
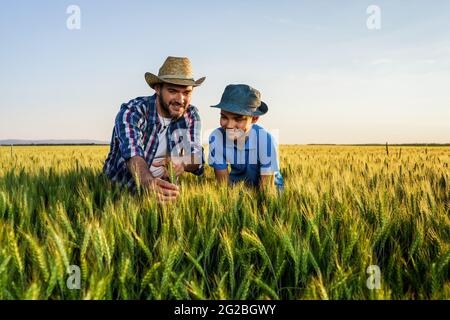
<box><xmin>103</xmin><ymin>94</ymin><xmax>204</xmax><ymax>190</ymax></box>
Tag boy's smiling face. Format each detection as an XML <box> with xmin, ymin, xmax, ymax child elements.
<box><xmin>220</xmin><ymin>110</ymin><xmax>258</xmax><ymax>141</ymax></box>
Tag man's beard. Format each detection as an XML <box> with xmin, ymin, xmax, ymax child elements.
<box><xmin>158</xmin><ymin>94</ymin><xmax>186</xmax><ymax>119</ymax></box>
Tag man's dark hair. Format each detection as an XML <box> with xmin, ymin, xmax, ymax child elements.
<box><xmin>154</xmin><ymin>83</ymin><xmax>165</xmax><ymax>91</ymax></box>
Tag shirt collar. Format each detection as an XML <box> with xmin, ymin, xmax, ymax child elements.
<box><xmin>224</xmin><ymin>125</ymin><xmax>258</xmax><ymax>151</ymax></box>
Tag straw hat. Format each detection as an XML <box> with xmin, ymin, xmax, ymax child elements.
<box><xmin>145</xmin><ymin>56</ymin><xmax>206</xmax><ymax>89</ymax></box>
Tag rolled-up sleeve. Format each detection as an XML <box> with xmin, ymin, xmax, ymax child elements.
<box><xmin>114</xmin><ymin>99</ymin><xmax>147</xmax><ymax>160</ymax></box>
<box><xmin>260</xmin><ymin>131</ymin><xmax>280</xmax><ymax>175</ymax></box>
<box><xmin>186</xmin><ymin>106</ymin><xmax>205</xmax><ymax>176</ymax></box>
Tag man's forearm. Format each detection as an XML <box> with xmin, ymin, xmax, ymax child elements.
<box><xmin>127</xmin><ymin>156</ymin><xmax>152</xmax><ymax>183</ymax></box>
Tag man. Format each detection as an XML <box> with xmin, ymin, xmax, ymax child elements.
<box><xmin>103</xmin><ymin>56</ymin><xmax>206</xmax><ymax>202</ymax></box>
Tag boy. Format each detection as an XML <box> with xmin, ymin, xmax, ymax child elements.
<box><xmin>208</xmin><ymin>84</ymin><xmax>284</xmax><ymax>190</ymax></box>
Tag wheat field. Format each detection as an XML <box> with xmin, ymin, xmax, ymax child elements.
<box><xmin>0</xmin><ymin>145</ymin><xmax>448</xmax><ymax>300</ymax></box>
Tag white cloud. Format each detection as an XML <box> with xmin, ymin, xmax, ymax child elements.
<box><xmin>418</xmin><ymin>59</ymin><xmax>437</xmax><ymax>64</ymax></box>
<box><xmin>369</xmin><ymin>59</ymin><xmax>393</xmax><ymax>65</ymax></box>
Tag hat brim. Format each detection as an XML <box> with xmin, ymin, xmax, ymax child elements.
<box><xmin>210</xmin><ymin>101</ymin><xmax>268</xmax><ymax>117</ymax></box>
<box><xmin>145</xmin><ymin>73</ymin><xmax>206</xmax><ymax>89</ymax></box>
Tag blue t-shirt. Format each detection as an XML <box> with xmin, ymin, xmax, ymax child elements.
<box><xmin>208</xmin><ymin>124</ymin><xmax>284</xmax><ymax>189</ymax></box>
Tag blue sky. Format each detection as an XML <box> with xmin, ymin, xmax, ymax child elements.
<box><xmin>1</xmin><ymin>0</ymin><xmax>449</xmax><ymax>144</ymax></box>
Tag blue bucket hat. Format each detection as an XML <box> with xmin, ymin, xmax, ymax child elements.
<box><xmin>211</xmin><ymin>84</ymin><xmax>268</xmax><ymax>116</ymax></box>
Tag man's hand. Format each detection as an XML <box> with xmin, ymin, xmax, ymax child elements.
<box><xmin>152</xmin><ymin>158</ymin><xmax>186</xmax><ymax>178</ymax></box>
<box><xmin>141</xmin><ymin>175</ymin><xmax>179</xmax><ymax>202</ymax></box>
<box><xmin>127</xmin><ymin>156</ymin><xmax>179</xmax><ymax>202</ymax></box>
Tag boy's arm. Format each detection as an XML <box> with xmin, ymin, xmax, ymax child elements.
<box><xmin>214</xmin><ymin>168</ymin><xmax>229</xmax><ymax>184</ymax></box>
<box><xmin>208</xmin><ymin>129</ymin><xmax>228</xmax><ymax>184</ymax></box>
<box><xmin>260</xmin><ymin>173</ymin><xmax>274</xmax><ymax>190</ymax></box>
<box><xmin>259</xmin><ymin>130</ymin><xmax>281</xmax><ymax>192</ymax></box>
